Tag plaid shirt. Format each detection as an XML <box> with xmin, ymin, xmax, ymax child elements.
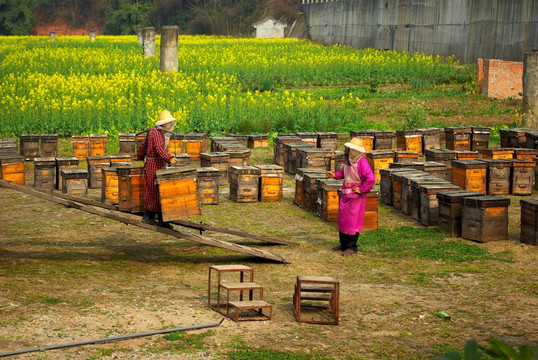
<box><xmin>136</xmin><ymin>128</ymin><xmax>173</xmax><ymax>212</ymax></box>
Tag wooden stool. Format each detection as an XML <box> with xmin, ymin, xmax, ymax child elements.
<box><xmin>294</xmin><ymin>275</ymin><xmax>339</xmax><ymax>325</ymax></box>
<box><xmin>208</xmin><ymin>265</ymin><xmax>254</xmax><ymax>311</ymax></box>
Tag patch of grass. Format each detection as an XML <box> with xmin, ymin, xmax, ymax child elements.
<box><xmin>225</xmin><ymin>347</ymin><xmax>332</xmax><ymax>360</ymax></box>
<box><xmin>156</xmin><ymin>329</ymin><xmax>215</xmax><ymax>353</ymax></box>
<box><xmin>40</xmin><ymin>297</ymin><xmax>62</xmax><ymax>305</ymax></box>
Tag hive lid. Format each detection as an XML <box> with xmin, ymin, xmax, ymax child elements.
<box><xmin>451</xmin><ymin>160</ymin><xmax>487</xmax><ymax>168</ymax></box>
<box><xmin>476</xmin><ymin>159</ymin><xmax>512</xmax><ymax>167</ymax></box>
<box><xmin>226</xmin><ymin>134</ymin><xmax>248</xmax><ymax>139</ymax></box>
<box><xmin>87</xmin><ymin>156</ymin><xmax>111</xmax><ymax>163</ymax></box>
<box><xmin>436</xmin><ymin>190</ymin><xmax>483</xmax><ymax>203</ymax></box>
<box><xmin>109</xmin><ymin>155</ymin><xmax>132</xmax><ymax>161</ymax></box>
<box><xmin>40</xmin><ymin>134</ymin><xmax>58</xmax><ymax>139</ymax></box>
<box><xmin>196</xmin><ymin>167</ymin><xmax>220</xmax><ymax>176</ymax></box>
<box><xmin>295</xmin><ymin>132</ymin><xmax>318</xmax><ymax>137</ymax></box>
<box><xmin>395</xmin><ymin>129</ymin><xmax>421</xmax><ymax>136</ymax></box>
<box><xmin>225</xmin><ymin>150</ymin><xmax>251</xmax><ymax>158</ymax></box>
<box><xmin>424</xmin><ymin>149</ymin><xmax>456</xmax><ymax>160</ymax></box>
<box><xmin>34</xmin><ymin>157</ymin><xmax>56</xmax><ymax>166</ymax></box>
<box><xmin>156</xmin><ymin>165</ymin><xmax>197</xmax><ymax>181</ymax></box>
<box><xmin>296</xmin><ymin>168</ymin><xmax>326</xmax><ymax>178</ymax></box>
<box><xmin>411</xmin><ymin>177</ymin><xmax>449</xmax><ymax>188</ymax></box>
<box><xmin>20</xmin><ymin>134</ymin><xmax>40</xmax><ymax>140</ymax></box>
<box><xmin>317</xmin><ymin>178</ymin><xmax>343</xmax><ymax>190</ymax></box>
<box><xmin>423</xmin><ymin>161</ymin><xmax>446</xmax><ymax>168</ymax></box>
<box><xmin>119</xmin><ymin>132</ymin><xmax>136</xmax><ymax>137</ymax></box>
<box><xmin>275</xmin><ymin>136</ymin><xmax>301</xmax><ymax>142</ymax></box>
<box><xmin>316</xmin><ymin>132</ymin><xmax>338</xmax><ymax>138</ymax></box>
<box><xmin>185</xmin><ymin>133</ymin><xmax>208</xmax><ymax>139</ymax></box>
<box><xmin>297</xmin><ymin>147</ymin><xmax>330</xmax><ymax>154</ymax></box>
<box><xmin>55</xmin><ymin>157</ymin><xmax>79</xmax><ymax>165</ymax></box>
<box><xmin>417</xmin><ymin>127</ymin><xmax>443</xmax><ymax>135</ymax></box>
<box><xmin>89</xmin><ymin>134</ymin><xmax>107</xmax><ymax>138</ymax></box>
<box><xmin>170</xmin><ymin>133</ymin><xmax>185</xmax><ymax>139</ymax></box>
<box><xmin>303</xmin><ymin>172</ymin><xmax>328</xmax><ymax>182</ymax></box>
<box><xmin>445</xmin><ymin>126</ymin><xmax>472</xmax><ymax>134</ymax></box>
<box><xmin>101</xmin><ymin>166</ymin><xmax>118</xmax><ymax>173</ymax></box>
<box><xmin>520</xmin><ymin>199</ymin><xmax>538</xmax><ymax>210</ymax></box>
<box><xmin>115</xmin><ymin>166</ymin><xmax>144</xmax><ymax>175</ymax></box>
<box><xmin>229</xmin><ymin>166</ymin><xmax>261</xmax><ymax>175</ymax></box>
<box><xmin>419</xmin><ymin>183</ymin><xmax>460</xmax><ymax>193</ymax></box>
<box><xmin>513</xmin><ymin>148</ymin><xmax>537</xmax><ymax>155</ymax></box>
<box><xmin>379</xmin><ymin>168</ymin><xmax>418</xmax><ymax>176</ymax></box>
<box><xmin>390</xmin><ymin>162</ymin><xmax>425</xmax><ymax>170</ymax></box>
<box><xmin>60</xmin><ymin>169</ymin><xmax>88</xmax><ymax>176</ymax></box>
<box><xmin>0</xmin><ymin>154</ymin><xmax>25</xmax><ymax>164</ymax></box>
<box><xmin>254</xmin><ymin>164</ymin><xmax>284</xmax><ymax>171</ymax></box>
<box><xmin>366</xmin><ymin>150</ymin><xmax>395</xmax><ymax>158</ymax></box>
<box><xmin>462</xmin><ymin>196</ymin><xmax>510</xmax><ymax>207</ymax></box>
<box><xmin>72</xmin><ymin>135</ymin><xmax>89</xmax><ymax>140</ymax></box>
<box><xmin>367</xmin><ymin>189</ymin><xmax>379</xmax><ymax>197</ymax></box>
<box><xmin>248</xmin><ymin>134</ymin><xmax>269</xmax><ymax>140</ymax></box>
<box><xmin>394</xmin><ymin>150</ymin><xmax>421</xmax><ymax>157</ymax></box>
<box><xmin>282</xmin><ymin>142</ymin><xmax>314</xmax><ymax>150</ymax></box>
<box><xmin>471</xmin><ymin>126</ymin><xmax>491</xmax><ymax>133</ymax></box>
<box><xmin>200</xmin><ymin>152</ymin><xmax>229</xmax><ymax>160</ymax></box>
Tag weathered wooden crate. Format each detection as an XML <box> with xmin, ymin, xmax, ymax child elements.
<box><xmin>167</xmin><ymin>133</ymin><xmax>184</xmax><ymax>154</ymax></box>
<box><xmin>283</xmin><ymin>142</ymin><xmax>314</xmax><ymax>175</ymax></box>
<box><xmin>451</xmin><ymin>160</ymin><xmax>487</xmax><ymax>194</ymax></box>
<box><xmin>304</xmin><ymin>172</ymin><xmax>328</xmax><ymax>212</ymax></box>
<box><xmin>453</xmin><ymin>150</ymin><xmax>480</xmax><ymax>160</ymax></box>
<box><xmin>156</xmin><ymin>165</ymin><xmax>200</xmax><ymax>221</ymax></box>
<box><xmin>520</xmin><ymin>199</ymin><xmax>538</xmax><ymax>246</ymax></box>
<box><xmin>296</xmin><ymin>132</ymin><xmax>318</xmax><ymax>146</ymax></box>
<box><xmin>391</xmin><ymin>170</ymin><xmax>423</xmax><ymax>210</ymax></box>
<box><xmin>20</xmin><ymin>135</ymin><xmax>40</xmax><ymax>160</ymax></box>
<box><xmin>437</xmin><ymin>190</ymin><xmax>483</xmax><ymax>237</ymax></box>
<box><xmin>294</xmin><ymin>168</ymin><xmax>326</xmax><ymax>207</ymax></box>
<box><xmin>374</xmin><ymin>130</ymin><xmax>395</xmax><ymax>150</ymax></box>
<box><xmin>366</xmin><ymin>150</ymin><xmax>395</xmax><ymax>184</ymax></box>
<box><xmin>34</xmin><ymin>157</ymin><xmax>56</xmax><ymax>190</ymax></box>
<box><xmin>225</xmin><ymin>150</ymin><xmax>251</xmax><ymax>173</ymax></box>
<box><xmin>445</xmin><ymin>126</ymin><xmax>472</xmax><ymax>151</ymax></box>
<box><xmin>210</xmin><ymin>137</ymin><xmax>230</xmax><ymax>152</ymax></box>
<box><xmin>476</xmin><ymin>159</ymin><xmax>511</xmax><ymax>195</ymax></box>
<box><xmin>226</xmin><ymin>134</ymin><xmax>249</xmax><ymax>147</ymax></box>
<box><xmin>196</xmin><ymin>167</ymin><xmax>220</xmax><ymax>205</ymax></box>
<box><xmin>525</xmin><ymin>131</ymin><xmax>538</xmax><ymax>149</ymax></box>
<box><xmin>229</xmin><ymin>166</ymin><xmax>260</xmax><ymax>203</ymax></box>
<box><xmin>0</xmin><ymin>155</ymin><xmax>25</xmax><ymax>185</ymax></box>
<box><xmin>379</xmin><ymin>168</ymin><xmax>418</xmax><ymax>206</ymax></box>
<box><xmin>389</xmin><ymin>161</ymin><xmax>425</xmax><ymax>171</ymax></box>
<box><xmin>86</xmin><ymin>156</ymin><xmax>111</xmax><ymax>189</ymax></box>
<box><xmin>119</xmin><ymin>133</ymin><xmax>136</xmax><ymax>157</ymax></box>
<box><xmin>89</xmin><ymin>134</ymin><xmax>107</xmax><ymax>157</ymax></box>
<box><xmin>40</xmin><ymin>134</ymin><xmax>58</xmax><ymax>158</ymax></box>
<box><xmin>425</xmin><ymin>149</ymin><xmax>456</xmax><ymax>162</ymax></box>
<box><xmin>316</xmin><ymin>179</ymin><xmax>343</xmax><ymax>222</ymax></box>
<box><xmin>364</xmin><ymin>190</ymin><xmax>379</xmax><ymax>230</ymax></box>
<box><xmin>170</xmin><ymin>153</ymin><xmax>192</xmax><ymax>166</ymax></box>
<box><xmin>410</xmin><ymin>177</ymin><xmax>450</xmax><ymax>221</ymax></box>
<box><xmin>461</xmin><ymin>196</ymin><xmax>510</xmax><ymax>242</ymax></box>
<box><xmin>513</xmin><ymin>148</ymin><xmax>538</xmax><ymax>161</ymax></box>
<box><xmin>201</xmin><ymin>152</ymin><xmax>229</xmax><ymax>185</ymax></box>
<box><xmin>247</xmin><ymin>134</ymin><xmax>269</xmax><ymax>149</ymax></box>
<box><xmin>255</xmin><ymin>164</ymin><xmax>283</xmax><ymax>202</ymax></box>
<box><xmin>185</xmin><ymin>133</ymin><xmax>208</xmax><ymax>160</ymax></box>
<box><xmin>482</xmin><ymin>148</ymin><xmax>514</xmax><ymax>159</ymax></box>
<box><xmin>0</xmin><ymin>138</ymin><xmax>18</xmax><ymax>157</ymax></box>
<box><xmin>423</xmin><ymin>161</ymin><xmax>446</xmax><ymax>179</ymax></box>
<box><xmin>101</xmin><ymin>167</ymin><xmax>119</xmax><ymax>204</ymax></box>
<box><xmin>509</xmin><ymin>159</ymin><xmax>535</xmax><ymax>195</ymax></box>
<box><xmin>418</xmin><ymin>183</ymin><xmax>461</xmax><ymax>227</ymax></box>
<box><xmin>507</xmin><ymin>128</ymin><xmax>533</xmax><ymax>148</ymax></box>
<box><xmin>61</xmin><ymin>169</ymin><xmax>88</xmax><ymax>198</ymax></box>
<box><xmin>471</xmin><ymin>126</ymin><xmax>491</xmax><ymax>152</ymax></box>
<box><xmin>396</xmin><ymin>130</ymin><xmax>423</xmax><ymax>154</ymax></box>
<box><xmin>117</xmin><ymin>166</ymin><xmax>145</xmax><ymax>213</ymax></box>
<box><xmin>499</xmin><ymin>129</ymin><xmax>510</xmax><ymax>148</ymax></box>
<box><xmin>273</xmin><ymin>136</ymin><xmax>301</xmax><ymax>165</ymax></box>
<box><xmin>393</xmin><ymin>150</ymin><xmax>420</xmax><ymax>163</ymax></box>
<box><xmin>296</xmin><ymin>148</ymin><xmax>331</xmax><ymax>171</ymax></box>
<box><xmin>71</xmin><ymin>136</ymin><xmax>90</xmax><ymax>161</ymax></box>
<box><xmin>400</xmin><ymin>172</ymin><xmax>434</xmax><ymax>215</ymax></box>
<box><xmin>333</xmin><ymin>151</ymin><xmax>344</xmax><ymax>171</ymax></box>
<box><xmin>109</xmin><ymin>155</ymin><xmax>132</xmax><ymax>168</ymax></box>
<box><xmin>316</xmin><ymin>132</ymin><xmax>338</xmax><ymax>151</ymax></box>
<box><xmin>55</xmin><ymin>157</ymin><xmax>79</xmax><ymax>190</ymax></box>
<box><xmin>418</xmin><ymin>127</ymin><xmax>443</xmax><ymax>151</ymax></box>
<box><xmin>350</xmin><ymin>131</ymin><xmax>375</xmax><ymax>151</ymax></box>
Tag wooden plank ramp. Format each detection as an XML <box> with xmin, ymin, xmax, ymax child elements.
<box><xmin>0</xmin><ymin>179</ymin><xmax>289</xmax><ymax>264</ymax></box>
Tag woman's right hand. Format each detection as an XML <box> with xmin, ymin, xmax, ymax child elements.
<box><xmin>169</xmin><ymin>157</ymin><xmax>178</xmax><ymax>165</ymax></box>
<box><xmin>326</xmin><ymin>171</ymin><xmax>335</xmax><ymax>178</ymax></box>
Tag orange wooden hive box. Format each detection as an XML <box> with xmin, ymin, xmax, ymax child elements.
<box><xmin>229</xmin><ymin>166</ymin><xmax>260</xmax><ymax>203</ymax></box>
<box><xmin>0</xmin><ymin>154</ymin><xmax>25</xmax><ymax>185</ymax></box>
<box><xmin>318</xmin><ymin>179</ymin><xmax>342</xmax><ymax>222</ymax></box>
<box><xmin>201</xmin><ymin>152</ymin><xmax>229</xmax><ymax>185</ymax></box>
<box><xmin>481</xmin><ymin>148</ymin><xmax>514</xmax><ymax>160</ymax></box>
<box><xmin>101</xmin><ymin>167</ymin><xmax>119</xmax><ymax>204</ymax></box>
<box><xmin>89</xmin><ymin>134</ymin><xmax>107</xmax><ymax>157</ymax></box>
<box><xmin>396</xmin><ymin>130</ymin><xmax>422</xmax><ymax>154</ymax></box>
<box><xmin>461</xmin><ymin>196</ymin><xmax>510</xmax><ymax>242</ymax></box>
<box><xmin>166</xmin><ymin>133</ymin><xmax>184</xmax><ymax>154</ymax></box>
<box><xmin>196</xmin><ymin>167</ymin><xmax>220</xmax><ymax>205</ymax></box>
<box><xmin>254</xmin><ymin>164</ymin><xmax>283</xmax><ymax>202</ymax></box>
<box><xmin>72</xmin><ymin>135</ymin><xmax>90</xmax><ymax>160</ymax></box>
<box><xmin>349</xmin><ymin>130</ymin><xmax>374</xmax><ymax>151</ymax></box>
<box><xmin>451</xmin><ymin>160</ymin><xmax>487</xmax><ymax>194</ymax></box>
<box><xmin>366</xmin><ymin>150</ymin><xmax>395</xmax><ymax>184</ymax></box>
<box><xmin>513</xmin><ymin>148</ymin><xmax>537</xmax><ymax>162</ymax></box>
<box><xmin>445</xmin><ymin>126</ymin><xmax>471</xmax><ymax>151</ymax></box>
<box><xmin>364</xmin><ymin>189</ymin><xmax>379</xmax><ymax>230</ymax></box>
<box><xmin>184</xmin><ymin>133</ymin><xmax>208</xmax><ymax>160</ymax></box>
<box><xmin>295</xmin><ymin>132</ymin><xmax>318</xmax><ymax>147</ymax></box>
<box><xmin>86</xmin><ymin>156</ymin><xmax>111</xmax><ymax>189</ymax></box>
<box><xmin>117</xmin><ymin>166</ymin><xmax>145</xmax><ymax>213</ymax></box>
<box><xmin>247</xmin><ymin>134</ymin><xmax>269</xmax><ymax>149</ymax></box>
<box><xmin>156</xmin><ymin>165</ymin><xmax>200</xmax><ymax>221</ymax></box>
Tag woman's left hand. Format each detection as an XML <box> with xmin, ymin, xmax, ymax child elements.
<box><xmin>352</xmin><ymin>186</ymin><xmax>361</xmax><ymax>194</ymax></box>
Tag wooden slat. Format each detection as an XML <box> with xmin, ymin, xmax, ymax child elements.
<box><xmin>0</xmin><ymin>179</ymin><xmax>289</xmax><ymax>264</ymax></box>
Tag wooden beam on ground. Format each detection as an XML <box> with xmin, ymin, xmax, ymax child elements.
<box><xmin>0</xmin><ymin>180</ymin><xmax>289</xmax><ymax>263</ymax></box>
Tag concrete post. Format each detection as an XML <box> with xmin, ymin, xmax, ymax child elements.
<box><xmin>143</xmin><ymin>27</ymin><xmax>156</xmax><ymax>58</ymax></box>
<box><xmin>160</xmin><ymin>25</ymin><xmax>179</xmax><ymax>73</ymax></box>
<box><xmin>137</xmin><ymin>28</ymin><xmax>144</xmax><ymax>46</ymax></box>
<box><xmin>89</xmin><ymin>30</ymin><xmax>96</xmax><ymax>41</ymax></box>
<box><xmin>49</xmin><ymin>31</ymin><xmax>55</xmax><ymax>41</ymax></box>
<box><xmin>522</xmin><ymin>51</ymin><xmax>538</xmax><ymax>128</ymax></box>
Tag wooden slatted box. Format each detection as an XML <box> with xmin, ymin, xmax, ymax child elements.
<box><xmin>247</xmin><ymin>134</ymin><xmax>269</xmax><ymax>149</ymax></box>
<box><xmin>109</xmin><ymin>155</ymin><xmax>132</xmax><ymax>168</ymax></box>
<box><xmin>87</xmin><ymin>156</ymin><xmax>111</xmax><ymax>189</ymax></box>
<box><xmin>393</xmin><ymin>150</ymin><xmax>420</xmax><ymax>163</ymax></box>
<box><xmin>185</xmin><ymin>133</ymin><xmax>208</xmax><ymax>160</ymax></box>
<box><xmin>295</xmin><ymin>132</ymin><xmax>318</xmax><ymax>146</ymax></box>
<box><xmin>513</xmin><ymin>148</ymin><xmax>537</xmax><ymax>162</ymax></box>
<box><xmin>499</xmin><ymin>129</ymin><xmax>510</xmax><ymax>147</ymax></box>
<box><xmin>317</xmin><ymin>179</ymin><xmax>343</xmax><ymax>221</ymax></box>
<box><xmin>61</xmin><ymin>169</ymin><xmax>88</xmax><ymax>197</ymax></box>
<box><xmin>55</xmin><ymin>157</ymin><xmax>79</xmax><ymax>190</ymax></box>
<box><xmin>40</xmin><ymin>134</ymin><xmax>58</xmax><ymax>157</ymax></box>
<box><xmin>20</xmin><ymin>135</ymin><xmax>40</xmax><ymax>160</ymax></box>
<box><xmin>225</xmin><ymin>150</ymin><xmax>251</xmax><ymax>169</ymax></box>
<box><xmin>451</xmin><ymin>160</ymin><xmax>487</xmax><ymax>194</ymax></box>
<box><xmin>119</xmin><ymin>133</ymin><xmax>136</xmax><ymax>157</ymax></box>
<box><xmin>316</xmin><ymin>132</ymin><xmax>338</xmax><ymax>151</ymax></box>
<box><xmin>526</xmin><ymin>131</ymin><xmax>538</xmax><ymax>149</ymax></box>
<box><xmin>0</xmin><ymin>155</ymin><xmax>25</xmax><ymax>185</ymax></box>
<box><xmin>461</xmin><ymin>196</ymin><xmax>510</xmax><ymax>242</ymax></box>
<box><xmin>471</xmin><ymin>126</ymin><xmax>491</xmax><ymax>152</ymax></box>
<box><xmin>349</xmin><ymin>130</ymin><xmax>374</xmax><ymax>151</ymax></box>
<box><xmin>294</xmin><ymin>168</ymin><xmax>326</xmax><ymax>207</ymax></box>
<box><xmin>453</xmin><ymin>150</ymin><xmax>479</xmax><ymax>160</ymax></box>
<box><xmin>410</xmin><ymin>177</ymin><xmax>450</xmax><ymax>221</ymax></box>
<box><xmin>396</xmin><ymin>130</ymin><xmax>422</xmax><ymax>154</ymax></box>
<box><xmin>423</xmin><ymin>161</ymin><xmax>446</xmax><ymax>179</ymax></box>
<box><xmin>34</xmin><ymin>157</ymin><xmax>56</xmax><ymax>190</ymax></box>
<box><xmin>229</xmin><ymin>166</ymin><xmax>260</xmax><ymax>203</ymax></box>
<box><xmin>226</xmin><ymin>134</ymin><xmax>249</xmax><ymax>147</ymax></box>
<box><xmin>117</xmin><ymin>166</ymin><xmax>145</xmax><ymax>213</ymax></box>
<box><xmin>196</xmin><ymin>167</ymin><xmax>220</xmax><ymax>205</ymax></box>
<box><xmin>171</xmin><ymin>153</ymin><xmax>192</xmax><ymax>166</ymax></box>
<box><xmin>379</xmin><ymin>168</ymin><xmax>417</xmax><ymax>206</ymax></box>
<box><xmin>167</xmin><ymin>133</ymin><xmax>184</xmax><ymax>154</ymax></box>
<box><xmin>296</xmin><ymin>148</ymin><xmax>331</xmax><ymax>171</ymax></box>
<box><xmin>210</xmin><ymin>137</ymin><xmax>230</xmax><ymax>152</ymax></box>
<box><xmin>437</xmin><ymin>190</ymin><xmax>483</xmax><ymax>237</ymax></box>
<box><xmin>303</xmin><ymin>172</ymin><xmax>328</xmax><ymax>212</ymax></box>
<box><xmin>89</xmin><ymin>134</ymin><xmax>107</xmax><ymax>157</ymax></box>
<box><xmin>477</xmin><ymin>159</ymin><xmax>511</xmax><ymax>195</ymax></box>
<box><xmin>389</xmin><ymin>161</ymin><xmax>425</xmax><ymax>171</ymax></box>
<box><xmin>255</xmin><ymin>165</ymin><xmax>283</xmax><ymax>202</ymax></box>
<box><xmin>400</xmin><ymin>172</ymin><xmax>432</xmax><ymax>215</ymax></box>
<box><xmin>156</xmin><ymin>165</ymin><xmax>200</xmax><ymax>220</ymax></box>
<box><xmin>0</xmin><ymin>138</ymin><xmax>18</xmax><ymax>157</ymax></box>
<box><xmin>364</xmin><ymin>190</ymin><xmax>379</xmax><ymax>230</ymax></box>
<box><xmin>366</xmin><ymin>150</ymin><xmax>395</xmax><ymax>184</ymax></box>
<box><xmin>201</xmin><ymin>152</ymin><xmax>229</xmax><ymax>185</ymax></box>
<box><xmin>391</xmin><ymin>170</ymin><xmax>424</xmax><ymax>210</ymax></box>
<box><xmin>418</xmin><ymin>127</ymin><xmax>442</xmax><ymax>151</ymax></box>
<box><xmin>425</xmin><ymin>149</ymin><xmax>456</xmax><ymax>181</ymax></box>
<box><xmin>507</xmin><ymin>128</ymin><xmax>532</xmax><ymax>148</ymax></box>
<box><xmin>509</xmin><ymin>159</ymin><xmax>535</xmax><ymax>195</ymax></box>
<box><xmin>101</xmin><ymin>167</ymin><xmax>119</xmax><ymax>204</ymax></box>
<box><xmin>482</xmin><ymin>148</ymin><xmax>514</xmax><ymax>159</ymax></box>
<box><xmin>520</xmin><ymin>199</ymin><xmax>538</xmax><ymax>246</ymax></box>
<box><xmin>283</xmin><ymin>142</ymin><xmax>313</xmax><ymax>175</ymax></box>
<box><xmin>419</xmin><ymin>183</ymin><xmax>461</xmax><ymax>227</ymax></box>
<box><xmin>445</xmin><ymin>126</ymin><xmax>472</xmax><ymax>151</ymax></box>
<box><xmin>273</xmin><ymin>135</ymin><xmax>301</xmax><ymax>166</ymax></box>
<box><xmin>374</xmin><ymin>130</ymin><xmax>395</xmax><ymax>150</ymax></box>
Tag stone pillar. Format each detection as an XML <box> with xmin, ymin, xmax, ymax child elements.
<box><xmin>89</xmin><ymin>30</ymin><xmax>96</xmax><ymax>41</ymax></box>
<box><xmin>49</xmin><ymin>31</ymin><xmax>55</xmax><ymax>41</ymax></box>
<box><xmin>522</xmin><ymin>51</ymin><xmax>538</xmax><ymax>128</ymax></box>
<box><xmin>137</xmin><ymin>28</ymin><xmax>144</xmax><ymax>46</ymax></box>
<box><xmin>160</xmin><ymin>25</ymin><xmax>179</xmax><ymax>73</ymax></box>
<box><xmin>143</xmin><ymin>27</ymin><xmax>156</xmax><ymax>58</ymax></box>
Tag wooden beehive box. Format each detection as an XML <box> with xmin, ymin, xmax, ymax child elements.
<box><xmin>481</xmin><ymin>148</ymin><xmax>514</xmax><ymax>159</ymax></box>
<box><xmin>229</xmin><ymin>166</ymin><xmax>260</xmax><ymax>203</ymax></box>
<box><xmin>185</xmin><ymin>133</ymin><xmax>208</xmax><ymax>160</ymax></box>
<box><xmin>445</xmin><ymin>126</ymin><xmax>472</xmax><ymax>151</ymax></box>
<box><xmin>513</xmin><ymin>148</ymin><xmax>537</xmax><ymax>162</ymax></box>
<box><xmin>156</xmin><ymin>165</ymin><xmax>200</xmax><ymax>221</ymax></box>
<box><xmin>0</xmin><ymin>155</ymin><xmax>25</xmax><ymax>185</ymax></box>
<box><xmin>273</xmin><ymin>136</ymin><xmax>301</xmax><ymax>165</ymax></box>
<box><xmin>418</xmin><ymin>183</ymin><xmax>461</xmax><ymax>227</ymax></box>
<box><xmin>72</xmin><ymin>135</ymin><xmax>89</xmax><ymax>160</ymax></box>
<box><xmin>333</xmin><ymin>151</ymin><xmax>344</xmax><ymax>171</ymax></box>
<box><xmin>425</xmin><ymin>149</ymin><xmax>456</xmax><ymax>181</ymax></box>
<box><xmin>294</xmin><ymin>168</ymin><xmax>326</xmax><ymax>207</ymax></box>
<box><xmin>316</xmin><ymin>132</ymin><xmax>338</xmax><ymax>151</ymax></box>
<box><xmin>389</xmin><ymin>161</ymin><xmax>425</xmax><ymax>171</ymax></box>
<box><xmin>507</xmin><ymin>128</ymin><xmax>532</xmax><ymax>148</ymax></box>
<box><xmin>499</xmin><ymin>129</ymin><xmax>510</xmax><ymax>147</ymax></box>
<box><xmin>295</xmin><ymin>132</ymin><xmax>318</xmax><ymax>146</ymax></box>
<box><xmin>167</xmin><ymin>133</ymin><xmax>184</xmax><ymax>154</ymax></box>
<box><xmin>520</xmin><ymin>199</ymin><xmax>538</xmax><ymax>246</ymax></box>
<box><xmin>40</xmin><ymin>134</ymin><xmax>58</xmax><ymax>157</ymax></box>
<box><xmin>396</xmin><ymin>130</ymin><xmax>422</xmax><ymax>154</ymax></box>
<box><xmin>417</xmin><ymin>127</ymin><xmax>442</xmax><ymax>151</ymax></box>
<box><xmin>366</xmin><ymin>150</ymin><xmax>395</xmax><ymax>184</ymax></box>
<box><xmin>209</xmin><ymin>137</ymin><xmax>229</xmax><ymax>152</ymax></box>
<box><xmin>86</xmin><ymin>156</ymin><xmax>111</xmax><ymax>189</ymax></box>
<box><xmin>374</xmin><ymin>130</ymin><xmax>395</xmax><ymax>150</ymax></box>
<box><xmin>61</xmin><ymin>169</ymin><xmax>88</xmax><ymax>198</ymax></box>
<box><xmin>254</xmin><ymin>164</ymin><xmax>283</xmax><ymax>202</ymax></box>
<box><xmin>350</xmin><ymin>130</ymin><xmax>374</xmax><ymax>151</ymax></box>
<box><xmin>283</xmin><ymin>142</ymin><xmax>313</xmax><ymax>174</ymax></box>
<box><xmin>119</xmin><ymin>133</ymin><xmax>136</xmax><ymax>157</ymax></box>
<box><xmin>101</xmin><ymin>167</ymin><xmax>119</xmax><ymax>204</ymax></box>
<box><xmin>20</xmin><ymin>134</ymin><xmax>40</xmax><ymax>160</ymax></box>
<box><xmin>34</xmin><ymin>157</ymin><xmax>56</xmax><ymax>190</ymax></box>
<box><xmin>477</xmin><ymin>159</ymin><xmax>511</xmax><ymax>195</ymax></box>
<box><xmin>303</xmin><ymin>172</ymin><xmax>327</xmax><ymax>212</ymax></box>
<box><xmin>410</xmin><ymin>177</ymin><xmax>450</xmax><ymax>221</ymax></box>
<box><xmin>109</xmin><ymin>155</ymin><xmax>132</xmax><ymax>168</ymax></box>
<box><xmin>391</xmin><ymin>170</ymin><xmax>424</xmax><ymax>210</ymax></box>
<box><xmin>423</xmin><ymin>161</ymin><xmax>446</xmax><ymax>179</ymax></box>
<box><xmin>437</xmin><ymin>190</ymin><xmax>483</xmax><ymax>237</ymax></box>
<box><xmin>535</xmin><ymin>157</ymin><xmax>538</xmax><ymax>190</ymax></box>
<box><xmin>461</xmin><ymin>196</ymin><xmax>510</xmax><ymax>242</ymax></box>
<box><xmin>509</xmin><ymin>159</ymin><xmax>535</xmax><ymax>195</ymax></box>
<box><xmin>55</xmin><ymin>157</ymin><xmax>79</xmax><ymax>190</ymax></box>
<box><xmin>226</xmin><ymin>134</ymin><xmax>249</xmax><ymax>147</ymax></box>
<box><xmin>170</xmin><ymin>153</ymin><xmax>192</xmax><ymax>166</ymax></box>
<box><xmin>225</xmin><ymin>150</ymin><xmax>251</xmax><ymax>172</ymax></box>
<box><xmin>89</xmin><ymin>134</ymin><xmax>107</xmax><ymax>157</ymax></box>
<box><xmin>196</xmin><ymin>167</ymin><xmax>220</xmax><ymax>205</ymax></box>
<box><xmin>200</xmin><ymin>152</ymin><xmax>229</xmax><ymax>185</ymax></box>
<box><xmin>526</xmin><ymin>131</ymin><xmax>538</xmax><ymax>149</ymax></box>
<box><xmin>379</xmin><ymin>168</ymin><xmax>418</xmax><ymax>206</ymax></box>
<box><xmin>364</xmin><ymin>190</ymin><xmax>379</xmax><ymax>230</ymax></box>
<box><xmin>117</xmin><ymin>166</ymin><xmax>145</xmax><ymax>213</ymax></box>
<box><xmin>0</xmin><ymin>138</ymin><xmax>18</xmax><ymax>157</ymax></box>
<box><xmin>453</xmin><ymin>150</ymin><xmax>479</xmax><ymax>161</ymax></box>
<box><xmin>451</xmin><ymin>160</ymin><xmax>487</xmax><ymax>194</ymax></box>
<box><xmin>296</xmin><ymin>147</ymin><xmax>331</xmax><ymax>171</ymax></box>
<box><xmin>316</xmin><ymin>178</ymin><xmax>342</xmax><ymax>222</ymax></box>
<box><xmin>400</xmin><ymin>172</ymin><xmax>432</xmax><ymax>215</ymax></box>
<box><xmin>471</xmin><ymin>126</ymin><xmax>491</xmax><ymax>152</ymax></box>
<box><xmin>393</xmin><ymin>150</ymin><xmax>420</xmax><ymax>163</ymax></box>
<box><xmin>247</xmin><ymin>134</ymin><xmax>269</xmax><ymax>149</ymax></box>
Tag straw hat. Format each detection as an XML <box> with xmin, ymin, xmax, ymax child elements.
<box><xmin>155</xmin><ymin>109</ymin><xmax>176</xmax><ymax>126</ymax></box>
<box><xmin>344</xmin><ymin>137</ymin><xmax>366</xmax><ymax>153</ymax></box>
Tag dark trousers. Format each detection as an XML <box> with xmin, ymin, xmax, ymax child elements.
<box><xmin>339</xmin><ymin>232</ymin><xmax>359</xmax><ymax>251</ymax></box>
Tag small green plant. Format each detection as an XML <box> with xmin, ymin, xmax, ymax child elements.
<box><xmin>439</xmin><ymin>339</ymin><xmax>536</xmax><ymax>360</ymax></box>
<box><xmin>40</xmin><ymin>297</ymin><xmax>62</xmax><ymax>305</ymax></box>
<box><xmin>225</xmin><ymin>347</ymin><xmax>331</xmax><ymax>360</ymax></box>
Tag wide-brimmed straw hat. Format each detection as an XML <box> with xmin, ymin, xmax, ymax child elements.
<box><xmin>344</xmin><ymin>137</ymin><xmax>366</xmax><ymax>153</ymax></box>
<box><xmin>155</xmin><ymin>109</ymin><xmax>176</xmax><ymax>126</ymax></box>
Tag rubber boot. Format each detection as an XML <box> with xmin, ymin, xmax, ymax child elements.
<box><xmin>157</xmin><ymin>212</ymin><xmax>173</xmax><ymax>229</ymax></box>
<box><xmin>142</xmin><ymin>210</ymin><xmax>158</xmax><ymax>226</ymax></box>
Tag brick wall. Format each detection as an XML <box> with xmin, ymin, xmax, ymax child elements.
<box><xmin>477</xmin><ymin>58</ymin><xmax>523</xmax><ymax>99</ymax></box>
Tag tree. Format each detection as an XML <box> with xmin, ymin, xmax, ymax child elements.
<box><xmin>0</xmin><ymin>0</ymin><xmax>37</xmax><ymax>35</ymax></box>
<box><xmin>104</xmin><ymin>0</ymin><xmax>153</xmax><ymax>35</ymax></box>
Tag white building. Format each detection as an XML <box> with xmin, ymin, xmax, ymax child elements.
<box><xmin>253</xmin><ymin>18</ymin><xmax>287</xmax><ymax>39</ymax></box>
